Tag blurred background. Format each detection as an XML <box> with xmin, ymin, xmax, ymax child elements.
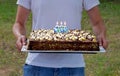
<box><xmin>0</xmin><ymin>0</ymin><xmax>120</xmax><ymax>76</ymax></box>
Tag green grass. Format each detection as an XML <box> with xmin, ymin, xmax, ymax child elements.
<box><xmin>83</xmin><ymin>2</ymin><xmax>120</xmax><ymax>76</ymax></box>
<box><xmin>0</xmin><ymin>1</ymin><xmax>120</xmax><ymax>76</ymax></box>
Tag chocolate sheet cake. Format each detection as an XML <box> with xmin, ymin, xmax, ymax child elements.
<box><xmin>27</xmin><ymin>29</ymin><xmax>99</xmax><ymax>51</ymax></box>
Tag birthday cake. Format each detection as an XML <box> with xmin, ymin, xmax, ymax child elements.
<box><xmin>27</xmin><ymin>21</ymin><xmax>99</xmax><ymax>51</ymax></box>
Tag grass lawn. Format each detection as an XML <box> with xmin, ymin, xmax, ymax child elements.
<box><xmin>0</xmin><ymin>1</ymin><xmax>120</xmax><ymax>76</ymax></box>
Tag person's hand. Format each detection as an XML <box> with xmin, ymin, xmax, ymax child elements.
<box><xmin>97</xmin><ymin>34</ymin><xmax>108</xmax><ymax>49</ymax></box>
<box><xmin>16</xmin><ymin>35</ymin><xmax>27</xmax><ymax>51</ymax></box>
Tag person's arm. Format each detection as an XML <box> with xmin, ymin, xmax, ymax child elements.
<box><xmin>87</xmin><ymin>6</ymin><xmax>108</xmax><ymax>49</ymax></box>
<box><xmin>13</xmin><ymin>5</ymin><xmax>30</xmax><ymax>51</ymax></box>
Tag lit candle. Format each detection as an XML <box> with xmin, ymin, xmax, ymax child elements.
<box><xmin>63</xmin><ymin>21</ymin><xmax>68</xmax><ymax>33</ymax></box>
<box><xmin>54</xmin><ymin>21</ymin><xmax>59</xmax><ymax>33</ymax></box>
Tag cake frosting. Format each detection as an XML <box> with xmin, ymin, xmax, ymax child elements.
<box><xmin>29</xmin><ymin>29</ymin><xmax>97</xmax><ymax>42</ymax></box>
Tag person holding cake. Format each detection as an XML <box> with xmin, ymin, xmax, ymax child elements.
<box><xmin>13</xmin><ymin>0</ymin><xmax>108</xmax><ymax>76</ymax></box>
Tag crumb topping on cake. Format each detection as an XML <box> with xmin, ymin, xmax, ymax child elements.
<box><xmin>29</xmin><ymin>29</ymin><xmax>97</xmax><ymax>42</ymax></box>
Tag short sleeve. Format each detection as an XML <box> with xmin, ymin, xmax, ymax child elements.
<box><xmin>83</xmin><ymin>0</ymin><xmax>100</xmax><ymax>11</ymax></box>
<box><xmin>17</xmin><ymin>0</ymin><xmax>31</xmax><ymax>10</ymax></box>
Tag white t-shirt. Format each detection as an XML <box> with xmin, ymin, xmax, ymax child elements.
<box><xmin>17</xmin><ymin>0</ymin><xmax>100</xmax><ymax>68</ymax></box>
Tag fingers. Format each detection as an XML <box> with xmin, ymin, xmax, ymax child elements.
<box><xmin>16</xmin><ymin>35</ymin><xmax>27</xmax><ymax>51</ymax></box>
<box><xmin>98</xmin><ymin>36</ymin><xmax>102</xmax><ymax>46</ymax></box>
<box><xmin>102</xmin><ymin>38</ymin><xmax>108</xmax><ymax>49</ymax></box>
<box><xmin>21</xmin><ymin>36</ymin><xmax>27</xmax><ymax>45</ymax></box>
<box><xmin>16</xmin><ymin>39</ymin><xmax>22</xmax><ymax>51</ymax></box>
<box><xmin>98</xmin><ymin>35</ymin><xmax>108</xmax><ymax>49</ymax></box>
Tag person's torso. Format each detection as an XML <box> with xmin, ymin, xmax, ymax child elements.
<box><xmin>26</xmin><ymin>0</ymin><xmax>85</xmax><ymax>68</ymax></box>
<box><xmin>30</xmin><ymin>0</ymin><xmax>83</xmax><ymax>30</ymax></box>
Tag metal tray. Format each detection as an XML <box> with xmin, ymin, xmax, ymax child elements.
<box><xmin>21</xmin><ymin>46</ymin><xmax>106</xmax><ymax>54</ymax></box>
